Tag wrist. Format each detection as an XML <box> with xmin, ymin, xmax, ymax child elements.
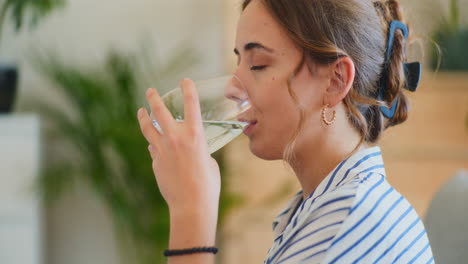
<box><xmin>169</xmin><ymin>198</ymin><xmax>219</xmax><ymax>223</ymax></box>
<box><xmin>169</xmin><ymin>206</ymin><xmax>218</xmax><ymax>248</ymax></box>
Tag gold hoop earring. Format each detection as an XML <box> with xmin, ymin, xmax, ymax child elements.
<box><xmin>321</xmin><ymin>104</ymin><xmax>336</xmax><ymax>126</ymax></box>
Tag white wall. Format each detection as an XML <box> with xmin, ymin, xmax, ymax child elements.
<box><xmin>0</xmin><ymin>115</ymin><xmax>42</xmax><ymax>264</ymax></box>
<box><xmin>2</xmin><ymin>1</ymin><xmax>224</xmax><ymax>263</ymax></box>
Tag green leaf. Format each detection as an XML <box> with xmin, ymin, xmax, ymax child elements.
<box><xmin>449</xmin><ymin>0</ymin><xmax>459</xmax><ymax>33</ymax></box>
<box><xmin>4</xmin><ymin>0</ymin><xmax>65</xmax><ymax>32</ymax></box>
<box><xmin>34</xmin><ymin>164</ymin><xmax>77</xmax><ymax>204</ymax></box>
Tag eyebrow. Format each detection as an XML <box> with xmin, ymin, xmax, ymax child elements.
<box><xmin>233</xmin><ymin>42</ymin><xmax>274</xmax><ymax>55</ymax></box>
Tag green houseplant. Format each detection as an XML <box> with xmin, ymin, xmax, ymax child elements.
<box><xmin>0</xmin><ymin>0</ymin><xmax>64</xmax><ymax>112</ymax></box>
<box><xmin>27</xmin><ymin>46</ymin><xmax>241</xmax><ymax>263</ymax></box>
<box><xmin>0</xmin><ymin>0</ymin><xmax>64</xmax><ymax>38</ymax></box>
<box><xmin>431</xmin><ymin>0</ymin><xmax>468</xmax><ymax>71</ymax></box>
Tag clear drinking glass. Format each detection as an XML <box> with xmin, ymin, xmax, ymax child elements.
<box><xmin>150</xmin><ymin>75</ymin><xmax>250</xmax><ymax>154</ymax></box>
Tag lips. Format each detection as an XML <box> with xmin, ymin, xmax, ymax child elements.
<box><xmin>238</xmin><ymin>118</ymin><xmax>257</xmax><ymax>135</ymax></box>
<box><xmin>238</xmin><ymin>118</ymin><xmax>256</xmax><ymax>124</ymax></box>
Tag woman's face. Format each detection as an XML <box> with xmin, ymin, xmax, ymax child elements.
<box><xmin>227</xmin><ymin>0</ymin><xmax>330</xmax><ymax>160</ymax></box>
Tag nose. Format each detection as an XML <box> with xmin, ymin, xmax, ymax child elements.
<box><xmin>224</xmin><ymin>74</ymin><xmax>248</xmax><ymax>104</ymax></box>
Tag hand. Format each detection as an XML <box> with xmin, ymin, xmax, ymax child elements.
<box><xmin>137</xmin><ymin>78</ymin><xmax>221</xmax><ymax>216</ymax></box>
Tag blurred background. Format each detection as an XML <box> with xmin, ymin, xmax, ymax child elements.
<box><xmin>0</xmin><ymin>0</ymin><xmax>466</xmax><ymax>264</ymax></box>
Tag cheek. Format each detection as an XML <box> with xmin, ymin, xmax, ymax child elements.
<box><xmin>255</xmin><ymin>76</ymin><xmax>295</xmax><ymax>117</ymax></box>
<box><xmin>259</xmin><ymin>79</ymin><xmax>301</xmax><ymax>141</ymax></box>
<box><xmin>262</xmin><ymin>74</ymin><xmax>301</xmax><ymax>121</ymax></box>
<box><xmin>247</xmin><ymin>69</ymin><xmax>305</xmax><ymax>153</ymax></box>
<box><xmin>249</xmin><ymin>106</ymin><xmax>299</xmax><ymax>160</ymax></box>
<box><xmin>291</xmin><ymin>70</ymin><xmax>326</xmax><ymax>116</ymax></box>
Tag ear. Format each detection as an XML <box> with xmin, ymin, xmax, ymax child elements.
<box><xmin>323</xmin><ymin>56</ymin><xmax>355</xmax><ymax>107</ymax></box>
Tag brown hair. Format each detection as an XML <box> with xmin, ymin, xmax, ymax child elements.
<box><xmin>242</xmin><ymin>0</ymin><xmax>413</xmax><ymax>162</ymax></box>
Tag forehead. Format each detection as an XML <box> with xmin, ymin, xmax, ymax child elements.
<box><xmin>236</xmin><ymin>0</ymin><xmax>296</xmax><ymax>53</ymax></box>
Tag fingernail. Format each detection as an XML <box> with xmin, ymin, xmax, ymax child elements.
<box><xmin>181</xmin><ymin>78</ymin><xmax>191</xmax><ymax>86</ymax></box>
<box><xmin>148</xmin><ymin>145</ymin><xmax>153</xmax><ymax>151</ymax></box>
<box><xmin>146</xmin><ymin>88</ymin><xmax>153</xmax><ymax>97</ymax></box>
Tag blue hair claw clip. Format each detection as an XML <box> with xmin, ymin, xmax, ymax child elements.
<box><xmin>377</xmin><ymin>20</ymin><xmax>421</xmax><ymax>119</ymax></box>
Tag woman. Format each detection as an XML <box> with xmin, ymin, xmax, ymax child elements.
<box><xmin>137</xmin><ymin>0</ymin><xmax>434</xmax><ymax>263</ymax></box>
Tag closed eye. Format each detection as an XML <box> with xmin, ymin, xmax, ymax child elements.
<box><xmin>250</xmin><ymin>65</ymin><xmax>267</xmax><ymax>71</ymax></box>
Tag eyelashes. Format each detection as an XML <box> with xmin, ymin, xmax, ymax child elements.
<box><xmin>250</xmin><ymin>65</ymin><xmax>267</xmax><ymax>71</ymax></box>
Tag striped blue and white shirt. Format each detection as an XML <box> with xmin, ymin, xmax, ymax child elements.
<box><xmin>264</xmin><ymin>146</ymin><xmax>434</xmax><ymax>264</ymax></box>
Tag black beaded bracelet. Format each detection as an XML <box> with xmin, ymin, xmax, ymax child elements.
<box><xmin>163</xmin><ymin>247</ymin><xmax>218</xmax><ymax>257</ymax></box>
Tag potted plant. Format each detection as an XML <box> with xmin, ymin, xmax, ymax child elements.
<box><xmin>0</xmin><ymin>0</ymin><xmax>64</xmax><ymax>113</ymax></box>
<box><xmin>431</xmin><ymin>0</ymin><xmax>468</xmax><ymax>71</ymax></box>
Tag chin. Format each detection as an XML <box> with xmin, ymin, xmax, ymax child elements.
<box><xmin>248</xmin><ymin>138</ymin><xmax>283</xmax><ymax>161</ymax></box>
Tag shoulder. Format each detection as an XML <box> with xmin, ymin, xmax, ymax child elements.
<box><xmin>268</xmin><ymin>172</ymin><xmax>433</xmax><ymax>264</ymax></box>
<box><xmin>320</xmin><ymin>173</ymin><xmax>433</xmax><ymax>263</ymax></box>
<box><xmin>301</xmin><ymin>171</ymin><xmax>384</xmax><ymax>224</ymax></box>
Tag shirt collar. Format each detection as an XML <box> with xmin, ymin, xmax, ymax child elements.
<box><xmin>306</xmin><ymin>145</ymin><xmax>384</xmax><ymax>202</ymax></box>
<box><xmin>272</xmin><ymin>146</ymin><xmax>385</xmax><ymax>237</ymax></box>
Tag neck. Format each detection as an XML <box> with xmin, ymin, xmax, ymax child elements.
<box><xmin>287</xmin><ymin>107</ymin><xmax>367</xmax><ymax>199</ymax></box>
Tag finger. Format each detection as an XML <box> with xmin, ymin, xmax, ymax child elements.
<box><xmin>148</xmin><ymin>144</ymin><xmax>157</xmax><ymax>160</ymax></box>
<box><xmin>137</xmin><ymin>107</ymin><xmax>161</xmax><ymax>144</ymax></box>
<box><xmin>181</xmin><ymin>78</ymin><xmax>203</xmax><ymax>128</ymax></box>
<box><xmin>146</xmin><ymin>88</ymin><xmax>175</xmax><ymax>132</ymax></box>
